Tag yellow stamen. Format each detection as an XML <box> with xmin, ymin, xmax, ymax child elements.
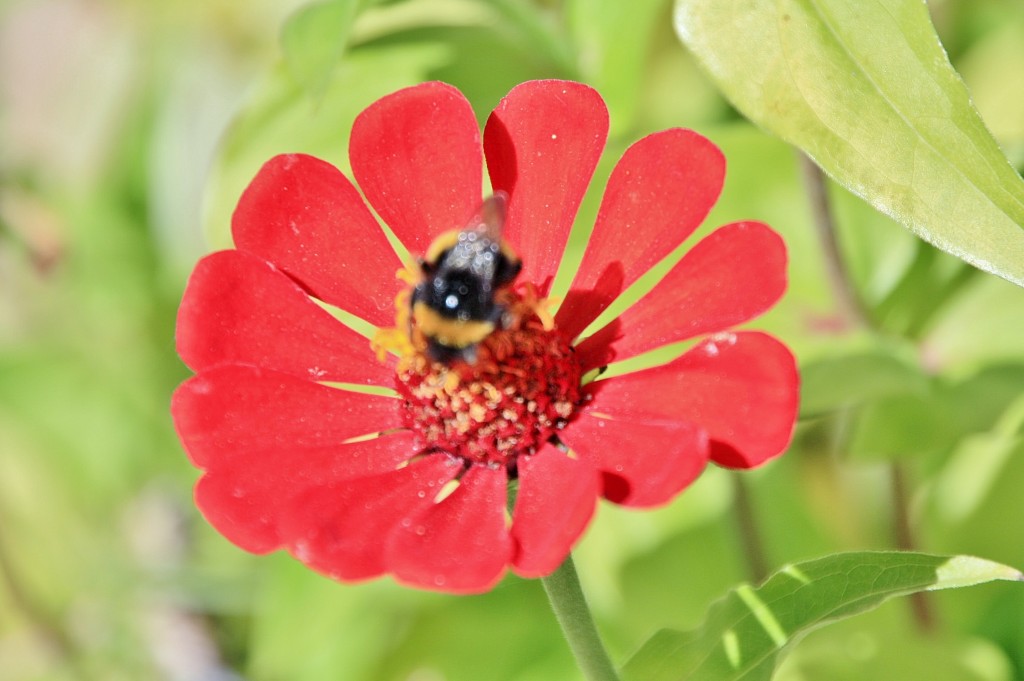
<box><xmin>520</xmin><ymin>283</ymin><xmax>558</xmax><ymax>331</ymax></box>
<box><xmin>444</xmin><ymin>371</ymin><xmax>462</xmax><ymax>394</ymax></box>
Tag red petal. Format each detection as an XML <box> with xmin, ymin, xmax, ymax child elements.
<box><xmin>171</xmin><ymin>365</ymin><xmax>402</xmax><ymax>469</ymax></box>
<box><xmin>231</xmin><ymin>154</ymin><xmax>403</xmax><ymax>327</ymax></box>
<box><xmin>281</xmin><ymin>455</ymin><xmax>460</xmax><ymax>582</ymax></box>
<box><xmin>176</xmin><ymin>250</ymin><xmax>393</xmax><ymax>385</ymax></box>
<box><xmin>560</xmin><ymin>410</ymin><xmax>709</xmax><ymax>508</ymax></box>
<box><xmin>576</xmin><ymin>222</ymin><xmax>787</xmax><ymax>371</ymax></box>
<box><xmin>556</xmin><ymin>129</ymin><xmax>725</xmax><ymax>340</ymax></box>
<box><xmin>350</xmin><ymin>82</ymin><xmax>483</xmax><ymax>257</ymax></box>
<box><xmin>510</xmin><ymin>444</ymin><xmax>599</xmax><ymax>578</ymax></box>
<box><xmin>194</xmin><ymin>430</ymin><xmax>419</xmax><ymax>554</ymax></box>
<box><xmin>583</xmin><ymin>332</ymin><xmax>799</xmax><ymax>468</ymax></box>
<box><xmin>387</xmin><ymin>465</ymin><xmax>511</xmax><ymax>593</ymax></box>
<box><xmin>484</xmin><ymin>80</ymin><xmax>608</xmax><ymax>287</ymax></box>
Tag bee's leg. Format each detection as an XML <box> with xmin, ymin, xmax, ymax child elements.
<box><xmin>489</xmin><ymin>299</ymin><xmax>513</xmax><ymax>331</ymax></box>
<box><xmin>494</xmin><ymin>257</ymin><xmax>522</xmax><ymax>288</ymax></box>
<box><xmin>409</xmin><ymin>282</ymin><xmax>426</xmax><ymax>341</ymax></box>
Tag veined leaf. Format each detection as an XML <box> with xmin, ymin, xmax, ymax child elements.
<box><xmin>621</xmin><ymin>551</ymin><xmax>1022</xmax><ymax>681</ymax></box>
<box><xmin>674</xmin><ymin>0</ymin><xmax>1024</xmax><ymax>287</ymax></box>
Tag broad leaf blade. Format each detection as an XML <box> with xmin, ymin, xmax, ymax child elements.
<box><xmin>674</xmin><ymin>0</ymin><xmax>1024</xmax><ymax>287</ymax></box>
<box><xmin>621</xmin><ymin>551</ymin><xmax>1022</xmax><ymax>681</ymax></box>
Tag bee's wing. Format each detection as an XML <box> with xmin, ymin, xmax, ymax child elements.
<box><xmin>470</xmin><ymin>191</ymin><xmax>508</xmax><ymax>241</ymax></box>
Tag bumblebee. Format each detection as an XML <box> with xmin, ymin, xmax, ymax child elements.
<box><xmin>412</xmin><ymin>192</ymin><xmax>521</xmax><ymax>364</ymax></box>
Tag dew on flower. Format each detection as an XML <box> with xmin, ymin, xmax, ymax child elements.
<box><xmin>293</xmin><ymin>540</ymin><xmax>312</xmax><ymax>562</ymax></box>
<box><xmin>191</xmin><ymin>379</ymin><xmax>212</xmax><ymax>395</ymax></box>
<box><xmin>711</xmin><ymin>331</ymin><xmax>739</xmax><ymax>346</ymax></box>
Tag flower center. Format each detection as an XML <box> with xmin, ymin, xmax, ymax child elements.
<box><xmin>376</xmin><ymin>288</ymin><xmax>582</xmax><ymax>469</ymax></box>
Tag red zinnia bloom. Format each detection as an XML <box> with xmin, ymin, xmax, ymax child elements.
<box><xmin>171</xmin><ymin>80</ymin><xmax>798</xmax><ymax>594</ymax></box>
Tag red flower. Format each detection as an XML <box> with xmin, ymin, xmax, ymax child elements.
<box><xmin>171</xmin><ymin>80</ymin><xmax>798</xmax><ymax>594</ymax></box>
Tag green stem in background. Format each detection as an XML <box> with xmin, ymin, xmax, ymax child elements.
<box><xmin>541</xmin><ymin>554</ymin><xmax>620</xmax><ymax>681</ymax></box>
<box><xmin>874</xmin><ymin>240</ymin><xmax>980</xmax><ymax>341</ymax></box>
<box><xmin>798</xmin><ymin>153</ymin><xmax>874</xmax><ymax>331</ymax></box>
<box><xmin>799</xmin><ymin>152</ymin><xmax>939</xmax><ymax>635</ymax></box>
<box><xmin>891</xmin><ymin>463</ymin><xmax>938</xmax><ymax>634</ymax></box>
<box><xmin>730</xmin><ymin>472</ymin><xmax>769</xmax><ymax>584</ymax></box>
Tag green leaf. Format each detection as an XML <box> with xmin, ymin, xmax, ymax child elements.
<box><xmin>281</xmin><ymin>0</ymin><xmax>374</xmax><ymax>99</ymax></box>
<box><xmin>674</xmin><ymin>0</ymin><xmax>1024</xmax><ymax>287</ymax></box>
<box><xmin>774</xmin><ymin>609</ymin><xmax>1015</xmax><ymax>681</ymax></box>
<box><xmin>848</xmin><ymin>365</ymin><xmax>1024</xmax><ymax>463</ymax></box>
<box><xmin>957</xmin><ymin>17</ymin><xmax>1024</xmax><ymax>160</ymax></box>
<box><xmin>799</xmin><ymin>349</ymin><xmax>927</xmax><ymax>418</ymax></box>
<box><xmin>930</xmin><ymin>394</ymin><xmax>1024</xmax><ymax>524</ymax></box>
<box><xmin>848</xmin><ymin>392</ymin><xmax>958</xmax><ymax>461</ymax></box>
<box><xmin>621</xmin><ymin>552</ymin><xmax>1022</xmax><ymax>681</ymax></box>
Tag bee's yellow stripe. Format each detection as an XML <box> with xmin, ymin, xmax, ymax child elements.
<box><xmin>424</xmin><ymin>229</ymin><xmax>462</xmax><ymax>265</ymax></box>
<box><xmin>412</xmin><ymin>302</ymin><xmax>495</xmax><ymax>348</ymax></box>
<box><xmin>498</xmin><ymin>239</ymin><xmax>520</xmax><ymax>265</ymax></box>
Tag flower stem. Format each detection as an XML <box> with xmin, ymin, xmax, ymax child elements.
<box><xmin>799</xmin><ymin>153</ymin><xmax>939</xmax><ymax>634</ymax></box>
<box><xmin>541</xmin><ymin>554</ymin><xmax>620</xmax><ymax>681</ymax></box>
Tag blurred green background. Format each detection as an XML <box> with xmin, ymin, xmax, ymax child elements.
<box><xmin>2</xmin><ymin>0</ymin><xmax>1024</xmax><ymax>679</ymax></box>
